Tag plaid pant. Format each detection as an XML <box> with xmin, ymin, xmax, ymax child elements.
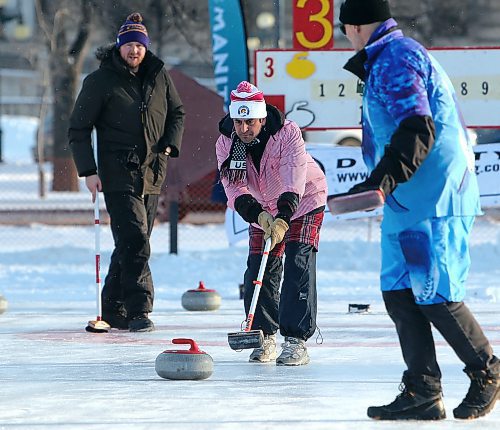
<box><xmin>244</xmin><ymin>209</ymin><xmax>324</xmax><ymax>340</ymax></box>
<box><xmin>248</xmin><ymin>210</ymin><xmax>324</xmax><ymax>257</ymax></box>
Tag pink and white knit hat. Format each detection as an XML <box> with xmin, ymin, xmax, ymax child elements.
<box><xmin>229</xmin><ymin>81</ymin><xmax>267</xmax><ymax>119</ymax></box>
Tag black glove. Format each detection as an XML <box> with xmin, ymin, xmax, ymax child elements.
<box><xmin>348</xmin><ymin>182</ymin><xmax>384</xmax><ymax>195</ymax></box>
<box><xmin>234</xmin><ymin>194</ymin><xmax>263</xmax><ymax>224</ymax></box>
<box><xmin>276</xmin><ymin>192</ymin><xmax>299</xmax><ymax>224</ymax></box>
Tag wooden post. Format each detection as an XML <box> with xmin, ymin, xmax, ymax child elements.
<box><xmin>169</xmin><ymin>200</ymin><xmax>179</xmax><ymax>254</ymax></box>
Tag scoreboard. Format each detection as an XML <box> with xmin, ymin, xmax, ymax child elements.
<box><xmin>255</xmin><ymin>48</ymin><xmax>500</xmax><ymax>129</ymax></box>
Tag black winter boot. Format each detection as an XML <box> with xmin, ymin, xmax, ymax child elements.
<box><xmin>453</xmin><ymin>364</ymin><xmax>500</xmax><ymax>419</ymax></box>
<box><xmin>367</xmin><ymin>372</ymin><xmax>446</xmax><ymax>420</ymax></box>
<box><xmin>128</xmin><ymin>313</ymin><xmax>155</xmax><ymax>332</ymax></box>
<box><xmin>102</xmin><ymin>300</ymin><xmax>128</xmax><ymax>330</ymax></box>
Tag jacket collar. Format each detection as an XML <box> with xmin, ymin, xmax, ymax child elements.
<box><xmin>98</xmin><ymin>46</ymin><xmax>164</xmax><ymax>78</ymax></box>
<box><xmin>365</xmin><ymin>18</ymin><xmax>403</xmax><ymax>65</ymax></box>
<box><xmin>343</xmin><ymin>18</ymin><xmax>402</xmax><ymax>82</ymax></box>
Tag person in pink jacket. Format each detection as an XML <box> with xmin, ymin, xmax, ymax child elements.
<box><xmin>216</xmin><ymin>81</ymin><xmax>327</xmax><ymax>366</ymax></box>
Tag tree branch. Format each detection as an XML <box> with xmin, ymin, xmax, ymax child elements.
<box><xmin>169</xmin><ymin>1</ymin><xmax>209</xmax><ymax>60</ymax></box>
<box><xmin>34</xmin><ymin>0</ymin><xmax>52</xmax><ymax>44</ymax></box>
<box><xmin>69</xmin><ymin>0</ymin><xmax>92</xmax><ymax>67</ymax></box>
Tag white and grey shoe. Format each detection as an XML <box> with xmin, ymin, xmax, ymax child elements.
<box><xmin>249</xmin><ymin>334</ymin><xmax>277</xmax><ymax>363</ymax></box>
<box><xmin>276</xmin><ymin>337</ymin><xmax>309</xmax><ymax>366</ymax></box>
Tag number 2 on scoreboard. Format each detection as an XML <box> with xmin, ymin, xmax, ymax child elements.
<box><xmin>318</xmin><ymin>83</ymin><xmax>346</xmax><ymax>97</ymax></box>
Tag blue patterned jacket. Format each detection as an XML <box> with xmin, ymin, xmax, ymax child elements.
<box><xmin>347</xmin><ymin>19</ymin><xmax>481</xmax><ymax>233</ymax></box>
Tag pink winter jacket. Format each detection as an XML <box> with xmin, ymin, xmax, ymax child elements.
<box><xmin>216</xmin><ymin>119</ymin><xmax>327</xmax><ymax>221</ymax></box>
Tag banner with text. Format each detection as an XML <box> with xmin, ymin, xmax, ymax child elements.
<box><xmin>225</xmin><ymin>143</ymin><xmax>500</xmax><ymax>245</ymax></box>
<box><xmin>209</xmin><ymin>0</ymin><xmax>249</xmax><ymax>110</ymax></box>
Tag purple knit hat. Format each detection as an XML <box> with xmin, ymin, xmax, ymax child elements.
<box><xmin>116</xmin><ymin>13</ymin><xmax>150</xmax><ymax>49</ymax></box>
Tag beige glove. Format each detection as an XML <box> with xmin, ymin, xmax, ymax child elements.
<box><xmin>265</xmin><ymin>218</ymin><xmax>289</xmax><ymax>250</ymax></box>
<box><xmin>257</xmin><ymin>211</ymin><xmax>274</xmax><ymax>235</ymax></box>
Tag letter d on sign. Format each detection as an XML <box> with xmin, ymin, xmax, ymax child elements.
<box><xmin>337</xmin><ymin>158</ymin><xmax>356</xmax><ymax>168</ymax></box>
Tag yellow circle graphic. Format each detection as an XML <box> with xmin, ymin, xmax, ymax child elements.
<box><xmin>286</xmin><ymin>52</ymin><xmax>316</xmax><ymax>79</ymax></box>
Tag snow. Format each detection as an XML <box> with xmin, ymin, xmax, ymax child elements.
<box><xmin>0</xmin><ymin>116</ymin><xmax>499</xmax><ymax>429</ymax></box>
<box><xmin>1</xmin><ymin>115</ymin><xmax>39</xmax><ymax>164</ymax></box>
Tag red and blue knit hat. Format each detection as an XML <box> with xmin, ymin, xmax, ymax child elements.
<box><xmin>116</xmin><ymin>13</ymin><xmax>150</xmax><ymax>49</ymax></box>
<box><xmin>229</xmin><ymin>81</ymin><xmax>267</xmax><ymax>119</ymax></box>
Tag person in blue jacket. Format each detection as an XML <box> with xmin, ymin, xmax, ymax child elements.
<box><xmin>338</xmin><ymin>0</ymin><xmax>499</xmax><ymax>421</ymax></box>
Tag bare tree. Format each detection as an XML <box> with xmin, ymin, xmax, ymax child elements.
<box><xmin>33</xmin><ymin>0</ymin><xmax>212</xmax><ymax>193</ymax></box>
<box><xmin>390</xmin><ymin>0</ymin><xmax>474</xmax><ymax>46</ymax></box>
<box><xmin>35</xmin><ymin>0</ymin><xmax>93</xmax><ymax>192</ymax></box>
<box><xmin>94</xmin><ymin>0</ymin><xmax>211</xmax><ymax>63</ymax></box>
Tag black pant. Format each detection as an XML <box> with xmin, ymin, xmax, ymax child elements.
<box><xmin>243</xmin><ymin>241</ymin><xmax>317</xmax><ymax>341</ymax></box>
<box><xmin>383</xmin><ymin>289</ymin><xmax>497</xmax><ymax>389</ymax></box>
<box><xmin>102</xmin><ymin>192</ymin><xmax>159</xmax><ymax>316</ymax></box>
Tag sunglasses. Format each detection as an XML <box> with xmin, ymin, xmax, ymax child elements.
<box><xmin>340</xmin><ymin>23</ymin><xmax>346</xmax><ymax>35</ymax></box>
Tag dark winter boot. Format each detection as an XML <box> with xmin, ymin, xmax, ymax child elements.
<box><xmin>453</xmin><ymin>364</ymin><xmax>500</xmax><ymax>419</ymax></box>
<box><xmin>367</xmin><ymin>372</ymin><xmax>446</xmax><ymax>420</ymax></box>
<box><xmin>128</xmin><ymin>313</ymin><xmax>155</xmax><ymax>332</ymax></box>
<box><xmin>102</xmin><ymin>300</ymin><xmax>128</xmax><ymax>330</ymax></box>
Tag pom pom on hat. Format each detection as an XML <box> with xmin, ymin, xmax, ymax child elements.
<box><xmin>229</xmin><ymin>81</ymin><xmax>267</xmax><ymax>119</ymax></box>
<box><xmin>340</xmin><ymin>0</ymin><xmax>392</xmax><ymax>25</ymax></box>
<box><xmin>116</xmin><ymin>12</ymin><xmax>150</xmax><ymax>49</ymax></box>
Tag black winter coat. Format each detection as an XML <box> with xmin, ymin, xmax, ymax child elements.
<box><xmin>68</xmin><ymin>46</ymin><xmax>185</xmax><ymax>195</ymax></box>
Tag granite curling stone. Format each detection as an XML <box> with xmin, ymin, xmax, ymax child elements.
<box><xmin>155</xmin><ymin>338</ymin><xmax>214</xmax><ymax>380</ymax></box>
<box><xmin>181</xmin><ymin>281</ymin><xmax>221</xmax><ymax>311</ymax></box>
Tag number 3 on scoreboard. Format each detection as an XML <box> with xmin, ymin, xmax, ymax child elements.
<box><xmin>264</xmin><ymin>57</ymin><xmax>274</xmax><ymax>78</ymax></box>
<box><xmin>294</xmin><ymin>0</ymin><xmax>333</xmax><ymax>50</ymax></box>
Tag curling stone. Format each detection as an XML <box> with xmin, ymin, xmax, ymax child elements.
<box><xmin>0</xmin><ymin>294</ymin><xmax>7</xmax><ymax>315</ymax></box>
<box><xmin>155</xmin><ymin>338</ymin><xmax>213</xmax><ymax>380</ymax></box>
<box><xmin>181</xmin><ymin>281</ymin><xmax>221</xmax><ymax>311</ymax></box>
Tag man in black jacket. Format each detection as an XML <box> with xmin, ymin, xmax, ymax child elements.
<box><xmin>69</xmin><ymin>13</ymin><xmax>185</xmax><ymax>332</ymax></box>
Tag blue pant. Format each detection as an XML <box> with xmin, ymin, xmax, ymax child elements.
<box><xmin>381</xmin><ymin>216</ymin><xmax>474</xmax><ymax>305</ymax></box>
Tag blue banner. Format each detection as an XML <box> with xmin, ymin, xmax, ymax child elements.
<box><xmin>208</xmin><ymin>0</ymin><xmax>249</xmax><ymax>111</ymax></box>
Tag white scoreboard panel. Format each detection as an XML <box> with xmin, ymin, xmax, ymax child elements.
<box><xmin>255</xmin><ymin>48</ymin><xmax>500</xmax><ymax>129</ymax></box>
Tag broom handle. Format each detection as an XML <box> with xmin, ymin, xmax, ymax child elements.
<box><xmin>92</xmin><ymin>136</ymin><xmax>102</xmax><ymax>320</ymax></box>
<box><xmin>94</xmin><ymin>189</ymin><xmax>102</xmax><ymax>320</ymax></box>
<box><xmin>244</xmin><ymin>237</ymin><xmax>272</xmax><ymax>332</ymax></box>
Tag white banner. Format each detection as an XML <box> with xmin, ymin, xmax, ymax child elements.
<box><xmin>225</xmin><ymin>143</ymin><xmax>500</xmax><ymax>245</ymax></box>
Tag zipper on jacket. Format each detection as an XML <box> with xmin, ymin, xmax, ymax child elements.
<box><xmin>140</xmin><ymin>101</ymin><xmax>147</xmax><ymax>125</ymax></box>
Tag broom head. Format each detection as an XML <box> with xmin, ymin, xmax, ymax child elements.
<box><xmin>228</xmin><ymin>329</ymin><xmax>264</xmax><ymax>350</ymax></box>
